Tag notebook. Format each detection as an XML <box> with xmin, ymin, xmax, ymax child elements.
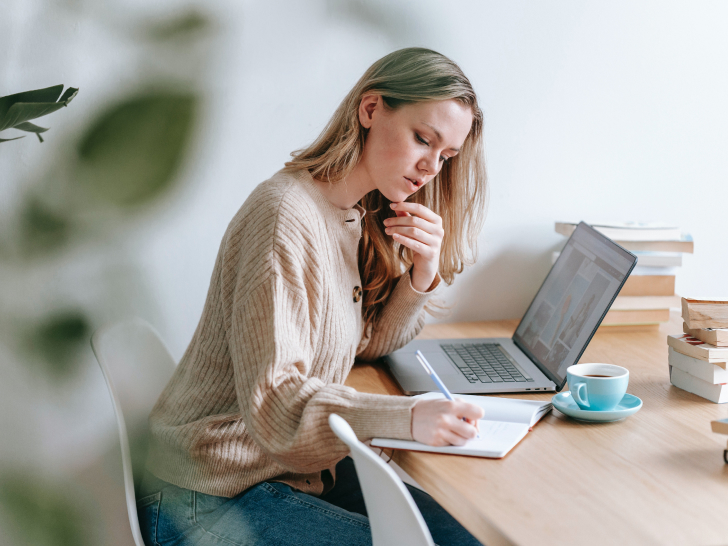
<box><xmin>371</xmin><ymin>392</ymin><xmax>552</xmax><ymax>458</ymax></box>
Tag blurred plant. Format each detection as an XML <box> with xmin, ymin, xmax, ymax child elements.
<box><xmin>26</xmin><ymin>311</ymin><xmax>91</xmax><ymax>379</ymax></box>
<box><xmin>145</xmin><ymin>9</ymin><xmax>211</xmax><ymax>41</ymax></box>
<box><xmin>0</xmin><ymin>85</ymin><xmax>78</xmax><ymax>143</ymax></box>
<box><xmin>0</xmin><ymin>471</ymin><xmax>93</xmax><ymax>546</ymax></box>
<box><xmin>0</xmin><ymin>6</ymin><xmax>214</xmax><ymax>546</ymax></box>
<box><xmin>77</xmin><ymin>92</ymin><xmax>197</xmax><ymax>206</ymax></box>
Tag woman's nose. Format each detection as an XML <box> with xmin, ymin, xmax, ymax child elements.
<box><xmin>418</xmin><ymin>151</ymin><xmax>439</xmax><ymax>175</ymax></box>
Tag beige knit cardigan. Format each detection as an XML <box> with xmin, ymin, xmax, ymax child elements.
<box><xmin>146</xmin><ymin>168</ymin><xmax>439</xmax><ymax>498</ymax></box>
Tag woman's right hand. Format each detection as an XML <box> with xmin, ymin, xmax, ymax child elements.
<box><xmin>411</xmin><ymin>398</ymin><xmax>485</xmax><ymax>446</ymax></box>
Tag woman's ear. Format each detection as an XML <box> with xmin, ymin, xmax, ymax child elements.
<box><xmin>358</xmin><ymin>94</ymin><xmax>380</xmax><ymax>129</ymax></box>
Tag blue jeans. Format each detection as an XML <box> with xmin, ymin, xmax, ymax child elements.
<box><xmin>136</xmin><ymin>457</ymin><xmax>483</xmax><ymax>545</ymax></box>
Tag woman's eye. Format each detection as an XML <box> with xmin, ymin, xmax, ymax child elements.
<box><xmin>439</xmin><ymin>156</ymin><xmax>447</xmax><ymax>163</ymax></box>
<box><xmin>415</xmin><ymin>133</ymin><xmax>429</xmax><ymax>146</ymax></box>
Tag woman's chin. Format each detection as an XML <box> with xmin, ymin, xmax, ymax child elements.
<box><xmin>380</xmin><ymin>189</ymin><xmax>412</xmax><ymax>204</ymax></box>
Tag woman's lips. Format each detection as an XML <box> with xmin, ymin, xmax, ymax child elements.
<box><xmin>404</xmin><ymin>177</ymin><xmax>420</xmax><ymax>192</ymax></box>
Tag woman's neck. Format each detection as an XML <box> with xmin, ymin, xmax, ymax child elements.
<box><xmin>312</xmin><ymin>163</ymin><xmax>376</xmax><ymax>210</ymax></box>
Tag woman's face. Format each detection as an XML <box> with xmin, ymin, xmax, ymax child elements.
<box><xmin>357</xmin><ymin>96</ymin><xmax>473</xmax><ymax>203</ymax></box>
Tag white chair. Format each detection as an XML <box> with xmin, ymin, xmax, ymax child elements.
<box><xmin>328</xmin><ymin>414</ymin><xmax>435</xmax><ymax>546</ymax></box>
<box><xmin>91</xmin><ymin>318</ymin><xmax>176</xmax><ymax>546</ymax></box>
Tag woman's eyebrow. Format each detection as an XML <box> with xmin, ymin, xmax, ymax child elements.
<box><xmin>422</xmin><ymin>122</ymin><xmax>460</xmax><ymax>152</ymax></box>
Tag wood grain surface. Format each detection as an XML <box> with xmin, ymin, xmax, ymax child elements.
<box><xmin>346</xmin><ymin>311</ymin><xmax>728</xmax><ymax>546</ymax></box>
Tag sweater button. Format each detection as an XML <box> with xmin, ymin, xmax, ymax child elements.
<box><xmin>353</xmin><ymin>286</ymin><xmax>362</xmax><ymax>303</ymax></box>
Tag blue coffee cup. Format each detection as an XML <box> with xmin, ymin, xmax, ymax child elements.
<box><xmin>566</xmin><ymin>363</ymin><xmax>629</xmax><ymax>411</ymax></box>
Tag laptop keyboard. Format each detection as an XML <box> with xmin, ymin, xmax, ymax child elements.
<box><xmin>441</xmin><ymin>343</ymin><xmax>534</xmax><ymax>384</ymax></box>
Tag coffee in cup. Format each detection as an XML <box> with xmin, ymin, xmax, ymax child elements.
<box><xmin>566</xmin><ymin>363</ymin><xmax>629</xmax><ymax>411</ymax></box>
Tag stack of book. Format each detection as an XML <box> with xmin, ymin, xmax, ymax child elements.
<box><xmin>710</xmin><ymin>418</ymin><xmax>728</xmax><ymax>464</ymax></box>
<box><xmin>668</xmin><ymin>298</ymin><xmax>728</xmax><ymax>403</ymax></box>
<box><xmin>554</xmin><ymin>222</ymin><xmax>693</xmax><ymax>326</ymax></box>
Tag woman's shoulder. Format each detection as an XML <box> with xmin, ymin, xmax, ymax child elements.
<box><xmin>225</xmin><ymin>169</ymin><xmax>322</xmax><ymax>246</ymax></box>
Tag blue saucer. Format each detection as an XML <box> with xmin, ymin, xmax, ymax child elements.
<box><xmin>552</xmin><ymin>392</ymin><xmax>642</xmax><ymax>422</ymax></box>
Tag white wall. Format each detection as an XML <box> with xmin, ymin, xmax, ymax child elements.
<box><xmin>138</xmin><ymin>0</ymin><xmax>728</xmax><ymax>358</ymax></box>
<box><xmin>6</xmin><ymin>1</ymin><xmax>727</xmax><ymax>361</ymax></box>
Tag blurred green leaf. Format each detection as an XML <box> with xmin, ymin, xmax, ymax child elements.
<box><xmin>20</xmin><ymin>198</ymin><xmax>70</xmax><ymax>253</ymax></box>
<box><xmin>30</xmin><ymin>311</ymin><xmax>90</xmax><ymax>378</ymax></box>
<box><xmin>77</xmin><ymin>91</ymin><xmax>197</xmax><ymax>206</ymax></box>
<box><xmin>147</xmin><ymin>10</ymin><xmax>211</xmax><ymax>40</ymax></box>
<box><xmin>0</xmin><ymin>471</ymin><xmax>90</xmax><ymax>546</ymax></box>
<box><xmin>0</xmin><ymin>84</ymin><xmax>78</xmax><ymax>143</ymax></box>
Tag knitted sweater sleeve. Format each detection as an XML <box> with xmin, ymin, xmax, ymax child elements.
<box><xmin>226</xmin><ymin>212</ymin><xmax>416</xmax><ymax>474</ymax></box>
<box><xmin>356</xmin><ymin>269</ymin><xmax>440</xmax><ymax>361</ymax></box>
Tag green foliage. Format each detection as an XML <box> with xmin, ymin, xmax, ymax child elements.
<box><xmin>30</xmin><ymin>311</ymin><xmax>91</xmax><ymax>378</ymax></box>
<box><xmin>147</xmin><ymin>9</ymin><xmax>211</xmax><ymax>40</ymax></box>
<box><xmin>0</xmin><ymin>85</ymin><xmax>78</xmax><ymax>143</ymax></box>
<box><xmin>77</xmin><ymin>92</ymin><xmax>197</xmax><ymax>206</ymax></box>
<box><xmin>19</xmin><ymin>198</ymin><xmax>70</xmax><ymax>254</ymax></box>
<box><xmin>0</xmin><ymin>472</ymin><xmax>90</xmax><ymax>546</ymax></box>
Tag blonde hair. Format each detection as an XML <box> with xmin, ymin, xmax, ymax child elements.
<box><xmin>285</xmin><ymin>47</ymin><xmax>487</xmax><ymax>335</ymax></box>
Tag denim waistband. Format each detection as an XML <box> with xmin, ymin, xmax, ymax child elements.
<box><xmin>137</xmin><ymin>469</ymin><xmax>175</xmax><ymax>499</ymax></box>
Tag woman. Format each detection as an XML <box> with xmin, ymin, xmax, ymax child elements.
<box><xmin>138</xmin><ymin>47</ymin><xmax>488</xmax><ymax>546</ymax></box>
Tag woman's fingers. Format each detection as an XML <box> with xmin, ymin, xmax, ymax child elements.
<box><xmin>391</xmin><ymin>201</ymin><xmax>442</xmax><ymax>225</ymax></box>
<box><xmin>455</xmin><ymin>399</ymin><xmax>486</xmax><ymax>422</ymax></box>
<box><xmin>391</xmin><ymin>232</ymin><xmax>437</xmax><ymax>259</ymax></box>
<box><xmin>386</xmin><ymin>225</ymin><xmax>438</xmax><ymax>246</ymax></box>
<box><xmin>411</xmin><ymin>399</ymin><xmax>483</xmax><ymax>447</ymax></box>
<box><xmin>386</xmin><ymin>205</ymin><xmax>443</xmax><ymax>236</ymax></box>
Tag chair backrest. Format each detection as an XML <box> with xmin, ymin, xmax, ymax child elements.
<box><xmin>328</xmin><ymin>414</ymin><xmax>435</xmax><ymax>546</ymax></box>
<box><xmin>91</xmin><ymin>318</ymin><xmax>176</xmax><ymax>546</ymax></box>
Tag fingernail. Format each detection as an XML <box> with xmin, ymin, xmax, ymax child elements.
<box><xmin>390</xmin><ymin>203</ymin><xmax>397</xmax><ymax>209</ymax></box>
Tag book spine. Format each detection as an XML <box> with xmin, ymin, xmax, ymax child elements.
<box><xmin>618</xmin><ymin>240</ymin><xmax>694</xmax><ymax>253</ymax></box>
<box><xmin>620</xmin><ymin>275</ymin><xmax>675</xmax><ymax>296</ymax></box>
<box><xmin>669</xmin><ymin>365</ymin><xmax>728</xmax><ymax>403</ymax></box>
<box><xmin>603</xmin><ymin>309</ymin><xmax>669</xmax><ymax>325</ymax></box>
<box><xmin>668</xmin><ymin>347</ymin><xmax>728</xmax><ymax>384</ymax></box>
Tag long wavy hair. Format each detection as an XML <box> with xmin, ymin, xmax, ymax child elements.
<box><xmin>284</xmin><ymin>47</ymin><xmax>487</xmax><ymax>336</ymax></box>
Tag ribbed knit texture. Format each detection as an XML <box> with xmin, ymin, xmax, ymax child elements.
<box><xmin>146</xmin><ymin>168</ymin><xmax>439</xmax><ymax>498</ymax></box>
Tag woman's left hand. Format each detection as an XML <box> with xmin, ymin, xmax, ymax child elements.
<box><xmin>383</xmin><ymin>202</ymin><xmax>443</xmax><ymax>292</ymax></box>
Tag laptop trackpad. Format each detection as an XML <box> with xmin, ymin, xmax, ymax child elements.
<box><xmin>420</xmin><ymin>352</ymin><xmax>460</xmax><ymax>378</ymax></box>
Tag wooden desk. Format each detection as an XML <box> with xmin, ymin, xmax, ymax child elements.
<box><xmin>346</xmin><ymin>312</ymin><xmax>728</xmax><ymax>546</ymax></box>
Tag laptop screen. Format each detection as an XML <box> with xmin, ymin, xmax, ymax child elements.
<box><xmin>513</xmin><ymin>222</ymin><xmax>636</xmax><ymax>388</ymax></box>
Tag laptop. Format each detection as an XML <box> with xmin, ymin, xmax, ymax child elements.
<box><xmin>384</xmin><ymin>222</ymin><xmax>637</xmax><ymax>394</ymax></box>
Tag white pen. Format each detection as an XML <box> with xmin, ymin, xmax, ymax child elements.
<box><xmin>415</xmin><ymin>350</ymin><xmax>480</xmax><ymax>437</ymax></box>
